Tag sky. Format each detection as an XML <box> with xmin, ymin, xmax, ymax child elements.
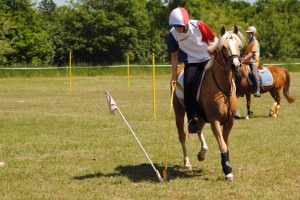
<box><xmin>38</xmin><ymin>0</ymin><xmax>256</xmax><ymax>7</ymax></box>
<box><xmin>35</xmin><ymin>0</ymin><xmax>75</xmax><ymax>7</ymax></box>
<box><xmin>52</xmin><ymin>0</ymin><xmax>73</xmax><ymax>6</ymax></box>
<box><xmin>52</xmin><ymin>0</ymin><xmax>65</xmax><ymax>6</ymax></box>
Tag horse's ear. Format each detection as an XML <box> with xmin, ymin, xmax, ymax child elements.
<box><xmin>234</xmin><ymin>25</ymin><xmax>238</xmax><ymax>34</ymax></box>
<box><xmin>221</xmin><ymin>26</ymin><xmax>226</xmax><ymax>36</ymax></box>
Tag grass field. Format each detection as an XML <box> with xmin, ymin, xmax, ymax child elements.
<box><xmin>0</xmin><ymin>71</ymin><xmax>299</xmax><ymax>199</ymax></box>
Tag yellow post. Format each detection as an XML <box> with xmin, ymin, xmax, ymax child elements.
<box><xmin>69</xmin><ymin>51</ymin><xmax>72</xmax><ymax>96</ymax></box>
<box><xmin>152</xmin><ymin>52</ymin><xmax>156</xmax><ymax>119</ymax></box>
<box><xmin>164</xmin><ymin>84</ymin><xmax>176</xmax><ymax>182</ymax></box>
<box><xmin>127</xmin><ymin>54</ymin><xmax>130</xmax><ymax>88</ymax></box>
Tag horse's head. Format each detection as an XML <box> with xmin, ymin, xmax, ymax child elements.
<box><xmin>217</xmin><ymin>25</ymin><xmax>244</xmax><ymax>74</ymax></box>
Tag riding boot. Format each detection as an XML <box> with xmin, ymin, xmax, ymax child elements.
<box><xmin>252</xmin><ymin>65</ymin><xmax>261</xmax><ymax>97</ymax></box>
<box><xmin>253</xmin><ymin>78</ymin><xmax>261</xmax><ymax>97</ymax></box>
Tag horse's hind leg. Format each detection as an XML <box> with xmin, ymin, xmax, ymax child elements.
<box><xmin>269</xmin><ymin>88</ymin><xmax>281</xmax><ymax>117</ymax></box>
<box><xmin>197</xmin><ymin>121</ymin><xmax>208</xmax><ymax>161</ymax></box>
<box><xmin>269</xmin><ymin>102</ymin><xmax>277</xmax><ymax>117</ymax></box>
<box><xmin>173</xmin><ymin>96</ymin><xmax>192</xmax><ymax>170</ymax></box>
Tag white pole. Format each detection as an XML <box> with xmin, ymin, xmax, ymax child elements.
<box><xmin>105</xmin><ymin>91</ymin><xmax>163</xmax><ymax>182</ymax></box>
<box><xmin>116</xmin><ymin>108</ymin><xmax>162</xmax><ymax>182</ymax></box>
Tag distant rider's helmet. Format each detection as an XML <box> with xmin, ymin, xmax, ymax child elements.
<box><xmin>245</xmin><ymin>26</ymin><xmax>257</xmax><ymax>35</ymax></box>
<box><xmin>169</xmin><ymin>7</ymin><xmax>190</xmax><ymax>27</ymax></box>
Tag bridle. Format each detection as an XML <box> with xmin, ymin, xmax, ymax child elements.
<box><xmin>213</xmin><ymin>36</ymin><xmax>242</xmax><ymax>96</ymax></box>
<box><xmin>212</xmin><ymin>34</ymin><xmax>242</xmax><ymax>120</ymax></box>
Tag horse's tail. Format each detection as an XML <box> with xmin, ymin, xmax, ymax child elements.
<box><xmin>283</xmin><ymin>69</ymin><xmax>296</xmax><ymax>103</ymax></box>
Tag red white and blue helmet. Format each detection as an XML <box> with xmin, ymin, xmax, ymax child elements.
<box><xmin>169</xmin><ymin>7</ymin><xmax>190</xmax><ymax>27</ymax></box>
<box><xmin>245</xmin><ymin>26</ymin><xmax>257</xmax><ymax>35</ymax></box>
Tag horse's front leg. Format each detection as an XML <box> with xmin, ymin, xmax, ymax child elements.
<box><xmin>211</xmin><ymin>121</ymin><xmax>233</xmax><ymax>181</ymax></box>
<box><xmin>197</xmin><ymin>121</ymin><xmax>208</xmax><ymax>161</ymax></box>
<box><xmin>245</xmin><ymin>93</ymin><xmax>253</xmax><ymax>119</ymax></box>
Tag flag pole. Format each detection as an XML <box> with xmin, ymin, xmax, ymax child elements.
<box><xmin>105</xmin><ymin>90</ymin><xmax>163</xmax><ymax>182</ymax></box>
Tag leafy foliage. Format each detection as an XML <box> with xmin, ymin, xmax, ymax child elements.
<box><xmin>0</xmin><ymin>0</ymin><xmax>299</xmax><ymax>66</ymax></box>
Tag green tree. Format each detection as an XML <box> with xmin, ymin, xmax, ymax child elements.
<box><xmin>251</xmin><ymin>0</ymin><xmax>300</xmax><ymax>60</ymax></box>
<box><xmin>0</xmin><ymin>0</ymin><xmax>54</xmax><ymax>64</ymax></box>
<box><xmin>38</xmin><ymin>0</ymin><xmax>56</xmax><ymax>16</ymax></box>
<box><xmin>0</xmin><ymin>13</ymin><xmax>14</xmax><ymax>64</ymax></box>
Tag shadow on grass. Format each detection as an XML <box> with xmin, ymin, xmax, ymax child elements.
<box><xmin>73</xmin><ymin>163</ymin><xmax>204</xmax><ymax>183</ymax></box>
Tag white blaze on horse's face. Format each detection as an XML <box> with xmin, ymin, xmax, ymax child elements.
<box><xmin>219</xmin><ymin>31</ymin><xmax>243</xmax><ymax>69</ymax></box>
<box><xmin>228</xmin><ymin>38</ymin><xmax>240</xmax><ymax>67</ymax></box>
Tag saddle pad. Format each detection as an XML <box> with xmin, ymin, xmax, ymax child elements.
<box><xmin>259</xmin><ymin>67</ymin><xmax>273</xmax><ymax>86</ymax></box>
<box><xmin>175</xmin><ymin>71</ymin><xmax>184</xmax><ymax>100</ymax></box>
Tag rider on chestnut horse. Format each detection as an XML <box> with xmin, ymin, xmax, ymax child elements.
<box><xmin>241</xmin><ymin>26</ymin><xmax>261</xmax><ymax>97</ymax></box>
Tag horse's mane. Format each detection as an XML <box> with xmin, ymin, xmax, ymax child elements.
<box><xmin>217</xmin><ymin>31</ymin><xmax>244</xmax><ymax>50</ymax></box>
<box><xmin>206</xmin><ymin>28</ymin><xmax>245</xmax><ymax>70</ymax></box>
<box><xmin>209</xmin><ymin>28</ymin><xmax>245</xmax><ymax>54</ymax></box>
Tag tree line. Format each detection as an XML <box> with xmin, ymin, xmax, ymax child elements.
<box><xmin>0</xmin><ymin>0</ymin><xmax>299</xmax><ymax>66</ymax></box>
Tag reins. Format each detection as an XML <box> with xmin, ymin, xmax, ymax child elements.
<box><xmin>212</xmin><ymin>50</ymin><xmax>241</xmax><ymax>121</ymax></box>
<box><xmin>213</xmin><ymin>53</ymin><xmax>239</xmax><ymax>97</ymax></box>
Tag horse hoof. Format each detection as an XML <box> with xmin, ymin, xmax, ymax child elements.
<box><xmin>272</xmin><ymin>114</ymin><xmax>277</xmax><ymax>117</ymax></box>
<box><xmin>197</xmin><ymin>147</ymin><xmax>207</xmax><ymax>161</ymax></box>
<box><xmin>185</xmin><ymin>164</ymin><xmax>192</xmax><ymax>171</ymax></box>
<box><xmin>184</xmin><ymin>157</ymin><xmax>192</xmax><ymax>170</ymax></box>
<box><xmin>245</xmin><ymin>115</ymin><xmax>250</xmax><ymax>120</ymax></box>
<box><xmin>184</xmin><ymin>161</ymin><xmax>192</xmax><ymax>170</ymax></box>
<box><xmin>225</xmin><ymin>173</ymin><xmax>234</xmax><ymax>181</ymax></box>
<box><xmin>235</xmin><ymin>111</ymin><xmax>242</xmax><ymax>119</ymax></box>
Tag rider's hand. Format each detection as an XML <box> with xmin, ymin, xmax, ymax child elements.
<box><xmin>170</xmin><ymin>79</ymin><xmax>176</xmax><ymax>93</ymax></box>
<box><xmin>241</xmin><ymin>57</ymin><xmax>245</xmax><ymax>64</ymax></box>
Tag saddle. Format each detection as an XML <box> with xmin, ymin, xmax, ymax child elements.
<box><xmin>176</xmin><ymin>60</ymin><xmax>214</xmax><ymax>104</ymax></box>
<box><xmin>246</xmin><ymin>65</ymin><xmax>273</xmax><ymax>87</ymax></box>
<box><xmin>176</xmin><ymin>70</ymin><xmax>208</xmax><ymax>122</ymax></box>
<box><xmin>175</xmin><ymin>60</ymin><xmax>214</xmax><ymax>122</ymax></box>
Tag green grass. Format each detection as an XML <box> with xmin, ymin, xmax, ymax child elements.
<box><xmin>0</xmin><ymin>73</ymin><xmax>299</xmax><ymax>199</ymax></box>
<box><xmin>0</xmin><ymin>66</ymin><xmax>172</xmax><ymax>78</ymax></box>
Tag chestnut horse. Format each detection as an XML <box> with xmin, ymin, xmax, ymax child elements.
<box><xmin>236</xmin><ymin>64</ymin><xmax>295</xmax><ymax>119</ymax></box>
<box><xmin>173</xmin><ymin>26</ymin><xmax>243</xmax><ymax>181</ymax></box>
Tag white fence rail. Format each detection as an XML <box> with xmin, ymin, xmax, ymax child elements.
<box><xmin>1</xmin><ymin>63</ymin><xmax>300</xmax><ymax>70</ymax></box>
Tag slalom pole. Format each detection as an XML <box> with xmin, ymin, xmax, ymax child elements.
<box><xmin>152</xmin><ymin>52</ymin><xmax>156</xmax><ymax>119</ymax></box>
<box><xmin>163</xmin><ymin>84</ymin><xmax>176</xmax><ymax>182</ymax></box>
<box><xmin>105</xmin><ymin>90</ymin><xmax>163</xmax><ymax>182</ymax></box>
<box><xmin>127</xmin><ymin>54</ymin><xmax>130</xmax><ymax>88</ymax></box>
<box><xmin>69</xmin><ymin>51</ymin><xmax>72</xmax><ymax>96</ymax></box>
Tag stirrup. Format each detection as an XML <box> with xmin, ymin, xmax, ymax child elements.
<box><xmin>188</xmin><ymin>117</ymin><xmax>199</xmax><ymax>134</ymax></box>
